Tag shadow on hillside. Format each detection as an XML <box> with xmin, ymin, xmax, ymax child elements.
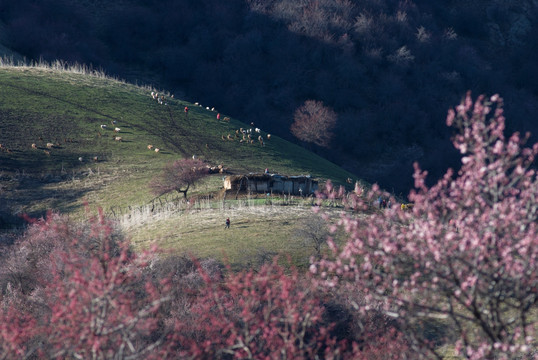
<box><xmin>0</xmin><ymin>174</ymin><xmax>96</xmax><ymax>225</ymax></box>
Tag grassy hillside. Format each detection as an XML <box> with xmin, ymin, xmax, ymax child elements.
<box><xmin>0</xmin><ymin>64</ymin><xmax>359</xmax><ymax>264</ymax></box>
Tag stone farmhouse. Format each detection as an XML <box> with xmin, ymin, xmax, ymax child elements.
<box><xmin>223</xmin><ymin>173</ymin><xmax>318</xmax><ymax>195</ymax></box>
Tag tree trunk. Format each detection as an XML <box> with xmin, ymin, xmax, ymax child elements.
<box><xmin>177</xmin><ymin>184</ymin><xmax>190</xmax><ymax>198</ymax></box>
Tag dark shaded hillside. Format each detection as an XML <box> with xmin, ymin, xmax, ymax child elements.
<box><xmin>1</xmin><ymin>0</ymin><xmax>537</xmax><ymax>195</ymax></box>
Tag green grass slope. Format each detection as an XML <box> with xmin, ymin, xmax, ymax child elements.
<box><xmin>0</xmin><ymin>65</ymin><xmax>358</xmax><ymax>219</ymax></box>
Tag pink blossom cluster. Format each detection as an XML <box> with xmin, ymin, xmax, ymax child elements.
<box><xmin>312</xmin><ymin>92</ymin><xmax>537</xmax><ymax>359</ymax></box>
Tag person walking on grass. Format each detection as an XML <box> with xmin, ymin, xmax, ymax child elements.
<box><xmin>225</xmin><ymin>218</ymin><xmax>230</xmax><ymax>229</ymax></box>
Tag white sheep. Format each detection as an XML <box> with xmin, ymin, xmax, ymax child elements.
<box><xmin>114</xmin><ymin>127</ymin><xmax>121</xmax><ymax>133</ymax></box>
<box><xmin>154</xmin><ymin>148</ymin><xmax>160</xmax><ymax>153</ymax></box>
<box><xmin>100</xmin><ymin>124</ymin><xmax>107</xmax><ymax>129</ymax></box>
<box><xmin>267</xmin><ymin>134</ymin><xmax>271</xmax><ymax>140</ymax></box>
<box><xmin>46</xmin><ymin>143</ymin><xmax>54</xmax><ymax>149</ymax></box>
<box><xmin>147</xmin><ymin>144</ymin><xmax>154</xmax><ymax>150</ymax></box>
<box><xmin>255</xmin><ymin>128</ymin><xmax>261</xmax><ymax>133</ymax></box>
<box><xmin>114</xmin><ymin>136</ymin><xmax>122</xmax><ymax>142</ymax></box>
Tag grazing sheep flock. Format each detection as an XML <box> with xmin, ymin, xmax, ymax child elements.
<box><xmin>219</xmin><ymin>124</ymin><xmax>271</xmax><ymax>147</ymax></box>
<box><xmin>4</xmin><ymin>91</ymin><xmax>270</xmax><ymax>168</ymax></box>
<box><xmin>151</xmin><ymin>91</ymin><xmax>173</xmax><ymax>106</ymax></box>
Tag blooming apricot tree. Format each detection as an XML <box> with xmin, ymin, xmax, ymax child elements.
<box><xmin>175</xmin><ymin>258</ymin><xmax>414</xmax><ymax>360</ymax></box>
<box><xmin>312</xmin><ymin>92</ymin><xmax>537</xmax><ymax>359</ymax></box>
<box><xmin>150</xmin><ymin>158</ymin><xmax>209</xmax><ymax>199</ymax></box>
<box><xmin>178</xmin><ymin>259</ymin><xmax>338</xmax><ymax>359</ymax></box>
<box><xmin>291</xmin><ymin>100</ymin><xmax>337</xmax><ymax>147</ymax></box>
<box><xmin>0</xmin><ymin>210</ymin><xmax>174</xmax><ymax>359</ymax></box>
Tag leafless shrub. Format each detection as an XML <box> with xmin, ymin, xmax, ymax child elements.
<box><xmin>416</xmin><ymin>26</ymin><xmax>431</xmax><ymax>43</ymax></box>
<box><xmin>293</xmin><ymin>214</ymin><xmax>330</xmax><ymax>259</ymax></box>
<box><xmin>444</xmin><ymin>27</ymin><xmax>458</xmax><ymax>40</ymax></box>
<box><xmin>387</xmin><ymin>46</ymin><xmax>415</xmax><ymax>65</ymax></box>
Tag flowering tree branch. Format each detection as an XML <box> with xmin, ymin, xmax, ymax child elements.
<box><xmin>312</xmin><ymin>92</ymin><xmax>537</xmax><ymax>359</ymax></box>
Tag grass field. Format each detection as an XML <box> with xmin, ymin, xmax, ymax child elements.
<box><xmin>0</xmin><ymin>64</ymin><xmax>359</xmax><ymax>213</ymax></box>
<box><xmin>0</xmin><ymin>62</ymin><xmax>361</xmax><ymax>262</ymax></box>
<box><xmin>121</xmin><ymin>198</ymin><xmax>347</xmax><ymax>270</ymax></box>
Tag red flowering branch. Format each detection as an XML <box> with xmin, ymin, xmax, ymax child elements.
<box><xmin>0</xmin><ymin>211</ymin><xmax>175</xmax><ymax>359</ymax></box>
<box><xmin>178</xmin><ymin>259</ymin><xmax>347</xmax><ymax>359</ymax></box>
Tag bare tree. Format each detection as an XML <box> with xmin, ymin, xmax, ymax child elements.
<box><xmin>150</xmin><ymin>158</ymin><xmax>209</xmax><ymax>199</ymax></box>
<box><xmin>293</xmin><ymin>214</ymin><xmax>330</xmax><ymax>259</ymax></box>
<box><xmin>290</xmin><ymin>100</ymin><xmax>337</xmax><ymax>147</ymax></box>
